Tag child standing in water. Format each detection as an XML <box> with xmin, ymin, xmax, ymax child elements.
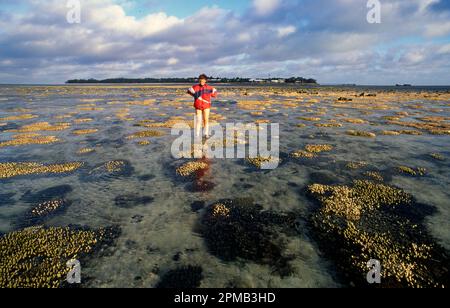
<box><xmin>187</xmin><ymin>74</ymin><xmax>218</xmax><ymax>138</ymax></box>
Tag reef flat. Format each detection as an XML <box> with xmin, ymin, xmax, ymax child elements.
<box><xmin>0</xmin><ymin>84</ymin><xmax>448</xmax><ymax>288</ymax></box>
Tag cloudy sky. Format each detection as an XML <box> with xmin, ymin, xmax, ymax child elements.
<box><xmin>0</xmin><ymin>0</ymin><xmax>450</xmax><ymax>85</ymax></box>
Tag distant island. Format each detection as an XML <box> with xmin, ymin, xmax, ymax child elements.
<box><xmin>65</xmin><ymin>77</ymin><xmax>318</xmax><ymax>84</ymax></box>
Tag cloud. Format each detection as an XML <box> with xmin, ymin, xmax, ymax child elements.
<box><xmin>0</xmin><ymin>0</ymin><xmax>449</xmax><ymax>84</ymax></box>
<box><xmin>425</xmin><ymin>21</ymin><xmax>450</xmax><ymax>37</ymax></box>
<box><xmin>401</xmin><ymin>50</ymin><xmax>426</xmax><ymax>65</ymax></box>
<box><xmin>252</xmin><ymin>0</ymin><xmax>282</xmax><ymax>16</ymax></box>
<box><xmin>167</xmin><ymin>57</ymin><xmax>179</xmax><ymax>65</ymax></box>
<box><xmin>277</xmin><ymin>25</ymin><xmax>296</xmax><ymax>38</ymax></box>
<box><xmin>437</xmin><ymin>44</ymin><xmax>450</xmax><ymax>54</ymax></box>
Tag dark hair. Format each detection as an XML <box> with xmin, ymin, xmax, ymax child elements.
<box><xmin>198</xmin><ymin>74</ymin><xmax>208</xmax><ymax>80</ymax></box>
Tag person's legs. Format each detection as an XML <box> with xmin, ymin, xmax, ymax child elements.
<box><xmin>203</xmin><ymin>108</ymin><xmax>210</xmax><ymax>137</ymax></box>
<box><xmin>196</xmin><ymin>109</ymin><xmax>203</xmax><ymax>137</ymax></box>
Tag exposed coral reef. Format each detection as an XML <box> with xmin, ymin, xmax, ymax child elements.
<box><xmin>200</xmin><ymin>199</ymin><xmax>297</xmax><ymax>276</ymax></box>
<box><xmin>0</xmin><ymin>226</ymin><xmax>120</xmax><ymax>288</ymax></box>
<box><xmin>176</xmin><ymin>161</ymin><xmax>209</xmax><ymax>177</ymax></box>
<box><xmin>307</xmin><ymin>180</ymin><xmax>449</xmax><ymax>288</ymax></box>
<box><xmin>0</xmin><ymin>162</ymin><xmax>83</xmax><ymax>179</ymax></box>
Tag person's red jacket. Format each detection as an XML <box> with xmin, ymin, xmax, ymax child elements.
<box><xmin>187</xmin><ymin>84</ymin><xmax>217</xmax><ymax>110</ymax></box>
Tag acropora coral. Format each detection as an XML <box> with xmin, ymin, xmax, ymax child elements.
<box><xmin>0</xmin><ymin>226</ymin><xmax>119</xmax><ymax>288</ymax></box>
<box><xmin>0</xmin><ymin>162</ymin><xmax>83</xmax><ymax>179</ymax></box>
<box><xmin>176</xmin><ymin>161</ymin><xmax>209</xmax><ymax>177</ymax></box>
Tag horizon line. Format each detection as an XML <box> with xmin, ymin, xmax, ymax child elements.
<box><xmin>1</xmin><ymin>83</ymin><xmax>450</xmax><ymax>87</ymax></box>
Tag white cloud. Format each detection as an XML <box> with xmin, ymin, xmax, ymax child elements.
<box><xmin>167</xmin><ymin>57</ymin><xmax>179</xmax><ymax>65</ymax></box>
<box><xmin>277</xmin><ymin>26</ymin><xmax>296</xmax><ymax>38</ymax></box>
<box><xmin>253</xmin><ymin>0</ymin><xmax>281</xmax><ymax>16</ymax></box>
<box><xmin>402</xmin><ymin>51</ymin><xmax>426</xmax><ymax>64</ymax></box>
<box><xmin>85</xmin><ymin>3</ymin><xmax>182</xmax><ymax>38</ymax></box>
<box><xmin>238</xmin><ymin>32</ymin><xmax>252</xmax><ymax>42</ymax></box>
<box><xmin>417</xmin><ymin>0</ymin><xmax>440</xmax><ymax>13</ymax></box>
<box><xmin>425</xmin><ymin>22</ymin><xmax>450</xmax><ymax>37</ymax></box>
<box><xmin>437</xmin><ymin>44</ymin><xmax>450</xmax><ymax>54</ymax></box>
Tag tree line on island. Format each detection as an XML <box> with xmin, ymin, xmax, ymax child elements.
<box><xmin>65</xmin><ymin>77</ymin><xmax>318</xmax><ymax>84</ymax></box>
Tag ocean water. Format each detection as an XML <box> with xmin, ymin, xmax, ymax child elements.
<box><xmin>0</xmin><ymin>84</ymin><xmax>449</xmax><ymax>288</ymax></box>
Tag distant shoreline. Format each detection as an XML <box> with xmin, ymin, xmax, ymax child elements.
<box><xmin>65</xmin><ymin>77</ymin><xmax>318</xmax><ymax>85</ymax></box>
<box><xmin>2</xmin><ymin>83</ymin><xmax>450</xmax><ymax>89</ymax></box>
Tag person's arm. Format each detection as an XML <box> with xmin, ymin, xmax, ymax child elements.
<box><xmin>187</xmin><ymin>87</ymin><xmax>195</xmax><ymax>97</ymax></box>
<box><xmin>211</xmin><ymin>87</ymin><xmax>218</xmax><ymax>98</ymax></box>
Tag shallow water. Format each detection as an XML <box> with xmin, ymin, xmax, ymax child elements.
<box><xmin>0</xmin><ymin>84</ymin><xmax>449</xmax><ymax>288</ymax></box>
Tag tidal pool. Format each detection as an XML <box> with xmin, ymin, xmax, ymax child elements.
<box><xmin>0</xmin><ymin>84</ymin><xmax>449</xmax><ymax>288</ymax></box>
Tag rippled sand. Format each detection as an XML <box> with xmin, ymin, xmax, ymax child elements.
<box><xmin>0</xmin><ymin>84</ymin><xmax>449</xmax><ymax>288</ymax></box>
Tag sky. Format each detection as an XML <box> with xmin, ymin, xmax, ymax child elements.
<box><xmin>0</xmin><ymin>0</ymin><xmax>450</xmax><ymax>85</ymax></box>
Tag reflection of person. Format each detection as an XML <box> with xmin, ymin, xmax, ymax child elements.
<box><xmin>187</xmin><ymin>74</ymin><xmax>218</xmax><ymax>138</ymax></box>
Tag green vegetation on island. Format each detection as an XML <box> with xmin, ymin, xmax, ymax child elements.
<box><xmin>65</xmin><ymin>77</ymin><xmax>318</xmax><ymax>84</ymax></box>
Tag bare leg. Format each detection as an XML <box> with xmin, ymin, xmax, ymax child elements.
<box><xmin>196</xmin><ymin>109</ymin><xmax>203</xmax><ymax>137</ymax></box>
<box><xmin>203</xmin><ymin>109</ymin><xmax>210</xmax><ymax>137</ymax></box>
